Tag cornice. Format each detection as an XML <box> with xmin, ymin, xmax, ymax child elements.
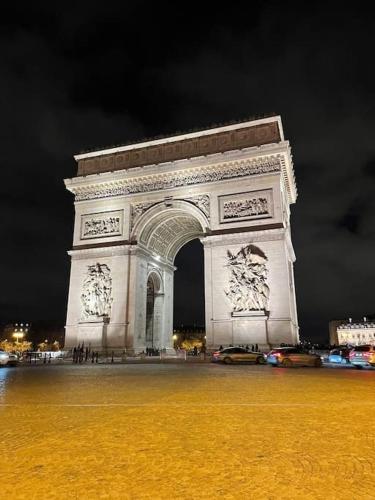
<box><xmin>74</xmin><ymin>116</ymin><xmax>283</xmax><ymax>161</ymax></box>
<box><xmin>68</xmin><ymin>242</ymin><xmax>176</xmax><ymax>271</ymax></box>
<box><xmin>65</xmin><ymin>147</ymin><xmax>296</xmax><ymax>204</ymax></box>
<box><xmin>68</xmin><ymin>244</ymin><xmax>134</xmax><ymax>260</ymax></box>
<box><xmin>200</xmin><ymin>227</ymin><xmax>287</xmax><ymax>247</ymax></box>
<box><xmin>67</xmin><ymin>141</ymin><xmax>288</xmax><ymax>186</ymax></box>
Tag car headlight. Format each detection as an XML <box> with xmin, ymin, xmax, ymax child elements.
<box><xmin>0</xmin><ymin>354</ymin><xmax>8</xmax><ymax>359</ymax></box>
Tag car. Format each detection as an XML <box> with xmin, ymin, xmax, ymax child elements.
<box><xmin>266</xmin><ymin>347</ymin><xmax>322</xmax><ymax>367</ymax></box>
<box><xmin>211</xmin><ymin>347</ymin><xmax>266</xmax><ymax>364</ymax></box>
<box><xmin>0</xmin><ymin>351</ymin><xmax>18</xmax><ymax>367</ymax></box>
<box><xmin>349</xmin><ymin>345</ymin><xmax>375</xmax><ymax>369</ymax></box>
<box><xmin>328</xmin><ymin>347</ymin><xmax>351</xmax><ymax>364</ymax></box>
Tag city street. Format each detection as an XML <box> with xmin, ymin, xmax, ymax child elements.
<box><xmin>0</xmin><ymin>363</ymin><xmax>374</xmax><ymax>499</ymax></box>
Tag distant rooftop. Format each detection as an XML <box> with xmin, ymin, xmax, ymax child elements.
<box><xmin>338</xmin><ymin>318</ymin><xmax>375</xmax><ymax>329</ymax></box>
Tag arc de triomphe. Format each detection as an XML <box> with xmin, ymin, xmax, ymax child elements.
<box><xmin>64</xmin><ymin>115</ymin><xmax>299</xmax><ymax>352</ymax></box>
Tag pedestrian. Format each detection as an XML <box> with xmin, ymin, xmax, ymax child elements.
<box><xmin>219</xmin><ymin>345</ymin><xmax>223</xmax><ymax>351</ymax></box>
<box><xmin>251</xmin><ymin>344</ymin><xmax>254</xmax><ymax>351</ymax></box>
<box><xmin>73</xmin><ymin>347</ymin><xmax>77</xmax><ymax>363</ymax></box>
<box><xmin>95</xmin><ymin>351</ymin><xmax>99</xmax><ymax>363</ymax></box>
<box><xmin>193</xmin><ymin>345</ymin><xmax>198</xmax><ymax>356</ymax></box>
<box><xmin>245</xmin><ymin>344</ymin><xmax>249</xmax><ymax>351</ymax></box>
<box><xmin>91</xmin><ymin>351</ymin><xmax>95</xmax><ymax>363</ymax></box>
<box><xmin>200</xmin><ymin>344</ymin><xmax>206</xmax><ymax>360</ymax></box>
<box><xmin>255</xmin><ymin>343</ymin><xmax>259</xmax><ymax>351</ymax></box>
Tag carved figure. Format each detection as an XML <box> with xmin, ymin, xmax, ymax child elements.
<box><xmin>81</xmin><ymin>263</ymin><xmax>113</xmax><ymax>318</ymax></box>
<box><xmin>83</xmin><ymin>216</ymin><xmax>120</xmax><ymax>237</ymax></box>
<box><xmin>225</xmin><ymin>245</ymin><xmax>269</xmax><ymax>312</ymax></box>
<box><xmin>223</xmin><ymin>197</ymin><xmax>268</xmax><ymax>219</ymax></box>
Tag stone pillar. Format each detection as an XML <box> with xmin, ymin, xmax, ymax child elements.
<box><xmin>203</xmin><ymin>228</ymin><xmax>298</xmax><ymax>350</ymax></box>
<box><xmin>64</xmin><ymin>245</ymin><xmax>131</xmax><ymax>353</ymax></box>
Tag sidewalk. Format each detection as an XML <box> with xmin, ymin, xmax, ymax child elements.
<box><xmin>19</xmin><ymin>354</ymin><xmax>212</xmax><ymax>365</ymax></box>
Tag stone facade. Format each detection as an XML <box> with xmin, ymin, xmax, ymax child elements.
<box><xmin>64</xmin><ymin>116</ymin><xmax>299</xmax><ymax>352</ymax></box>
<box><xmin>335</xmin><ymin>320</ymin><xmax>375</xmax><ymax>346</ymax></box>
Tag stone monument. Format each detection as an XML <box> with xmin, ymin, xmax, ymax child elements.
<box><xmin>64</xmin><ymin>115</ymin><xmax>299</xmax><ymax>352</ymax></box>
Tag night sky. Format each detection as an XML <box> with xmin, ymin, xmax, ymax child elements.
<box><xmin>2</xmin><ymin>3</ymin><xmax>375</xmax><ymax>342</ymax></box>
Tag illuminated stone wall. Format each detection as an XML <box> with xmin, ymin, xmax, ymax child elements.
<box><xmin>64</xmin><ymin>116</ymin><xmax>298</xmax><ymax>352</ymax></box>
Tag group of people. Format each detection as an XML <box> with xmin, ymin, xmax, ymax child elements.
<box><xmin>190</xmin><ymin>345</ymin><xmax>206</xmax><ymax>356</ymax></box>
<box><xmin>72</xmin><ymin>344</ymin><xmax>99</xmax><ymax>363</ymax></box>
<box><xmin>145</xmin><ymin>347</ymin><xmax>159</xmax><ymax>356</ymax></box>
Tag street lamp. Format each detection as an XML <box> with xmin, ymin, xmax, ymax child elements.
<box><xmin>13</xmin><ymin>331</ymin><xmax>24</xmax><ymax>344</ymax></box>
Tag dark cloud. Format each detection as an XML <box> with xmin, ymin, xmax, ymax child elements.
<box><xmin>1</xmin><ymin>3</ymin><xmax>375</xmax><ymax>342</ymax></box>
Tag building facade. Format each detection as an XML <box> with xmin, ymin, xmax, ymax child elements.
<box><xmin>334</xmin><ymin>319</ymin><xmax>375</xmax><ymax>346</ymax></box>
<box><xmin>64</xmin><ymin>116</ymin><xmax>299</xmax><ymax>352</ymax></box>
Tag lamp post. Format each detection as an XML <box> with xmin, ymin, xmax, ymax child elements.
<box><xmin>13</xmin><ymin>331</ymin><xmax>24</xmax><ymax>344</ymax></box>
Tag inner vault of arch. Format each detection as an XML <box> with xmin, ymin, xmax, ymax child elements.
<box><xmin>134</xmin><ymin>205</ymin><xmax>207</xmax><ymax>263</ymax></box>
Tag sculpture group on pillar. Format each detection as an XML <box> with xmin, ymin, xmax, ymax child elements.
<box><xmin>225</xmin><ymin>245</ymin><xmax>269</xmax><ymax>312</ymax></box>
<box><xmin>81</xmin><ymin>263</ymin><xmax>113</xmax><ymax>319</ymax></box>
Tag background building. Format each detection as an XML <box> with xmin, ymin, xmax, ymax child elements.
<box><xmin>329</xmin><ymin>318</ymin><xmax>375</xmax><ymax>346</ymax></box>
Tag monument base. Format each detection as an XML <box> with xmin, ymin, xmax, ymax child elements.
<box><xmin>209</xmin><ymin>311</ymin><xmax>270</xmax><ymax>351</ymax></box>
<box><xmin>77</xmin><ymin>316</ymin><xmax>109</xmax><ymax>349</ymax></box>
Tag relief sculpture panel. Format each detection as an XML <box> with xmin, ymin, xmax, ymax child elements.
<box><xmin>81</xmin><ymin>263</ymin><xmax>113</xmax><ymax>319</ymax></box>
<box><xmin>225</xmin><ymin>245</ymin><xmax>269</xmax><ymax>312</ymax></box>
<box><xmin>81</xmin><ymin>210</ymin><xmax>123</xmax><ymax>239</ymax></box>
<box><xmin>219</xmin><ymin>189</ymin><xmax>273</xmax><ymax>223</ymax></box>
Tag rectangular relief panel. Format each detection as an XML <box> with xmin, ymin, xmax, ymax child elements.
<box><xmin>80</xmin><ymin>210</ymin><xmax>124</xmax><ymax>240</ymax></box>
<box><xmin>218</xmin><ymin>189</ymin><xmax>273</xmax><ymax>224</ymax></box>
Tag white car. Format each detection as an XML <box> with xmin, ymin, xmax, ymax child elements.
<box><xmin>0</xmin><ymin>351</ymin><xmax>18</xmax><ymax>366</ymax></box>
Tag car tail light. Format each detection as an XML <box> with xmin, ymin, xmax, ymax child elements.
<box><xmin>213</xmin><ymin>351</ymin><xmax>220</xmax><ymax>357</ymax></box>
<box><xmin>273</xmin><ymin>352</ymin><xmax>281</xmax><ymax>357</ymax></box>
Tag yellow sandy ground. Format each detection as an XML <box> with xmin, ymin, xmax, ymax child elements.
<box><xmin>0</xmin><ymin>363</ymin><xmax>374</xmax><ymax>499</ymax></box>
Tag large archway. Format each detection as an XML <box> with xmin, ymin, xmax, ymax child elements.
<box><xmin>132</xmin><ymin>200</ymin><xmax>207</xmax><ymax>263</ymax></box>
<box><xmin>131</xmin><ymin>200</ymin><xmax>208</xmax><ymax>351</ymax></box>
<box><xmin>65</xmin><ymin>116</ymin><xmax>299</xmax><ymax>353</ymax></box>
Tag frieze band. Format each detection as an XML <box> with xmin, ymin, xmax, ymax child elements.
<box><xmin>73</xmin><ymin>158</ymin><xmax>281</xmax><ymax>201</ymax></box>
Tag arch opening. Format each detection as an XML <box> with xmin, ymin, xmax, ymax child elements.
<box><xmin>145</xmin><ymin>270</ymin><xmax>163</xmax><ymax>349</ymax></box>
<box><xmin>133</xmin><ymin>200</ymin><xmax>208</xmax><ymax>263</ymax></box>
<box><xmin>133</xmin><ymin>201</ymin><xmax>208</xmax><ymax>352</ymax></box>
<box><xmin>173</xmin><ymin>238</ymin><xmax>205</xmax><ymax>349</ymax></box>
